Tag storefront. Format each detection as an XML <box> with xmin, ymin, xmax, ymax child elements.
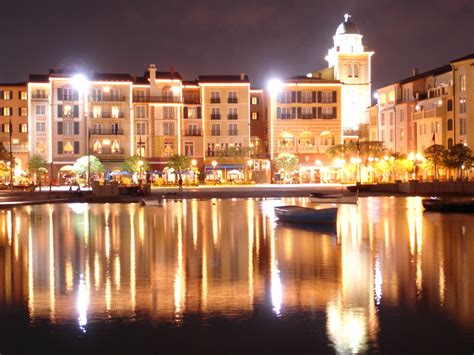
<box><xmin>204</xmin><ymin>164</ymin><xmax>245</xmax><ymax>183</ymax></box>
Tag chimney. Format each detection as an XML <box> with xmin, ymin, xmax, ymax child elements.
<box><xmin>240</xmin><ymin>73</ymin><xmax>245</xmax><ymax>81</ymax></box>
<box><xmin>149</xmin><ymin>64</ymin><xmax>157</xmax><ymax>82</ymax></box>
<box><xmin>412</xmin><ymin>68</ymin><xmax>418</xmax><ymax>76</ymax></box>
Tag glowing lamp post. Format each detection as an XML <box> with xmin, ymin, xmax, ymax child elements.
<box><xmin>191</xmin><ymin>159</ymin><xmax>197</xmax><ymax>183</ymax></box>
<box><xmin>211</xmin><ymin>160</ymin><xmax>218</xmax><ymax>182</ymax></box>
<box><xmin>247</xmin><ymin>159</ymin><xmax>253</xmax><ymax>182</ymax></box>
<box><xmin>138</xmin><ymin>160</ymin><xmax>144</xmax><ymax>188</ymax></box>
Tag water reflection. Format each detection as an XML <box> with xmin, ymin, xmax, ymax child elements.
<box><xmin>0</xmin><ymin>197</ymin><xmax>474</xmax><ymax>353</ymax></box>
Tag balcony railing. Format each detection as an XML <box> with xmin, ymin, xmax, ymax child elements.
<box><xmin>211</xmin><ymin>131</ymin><xmax>220</xmax><ymax>136</ymax></box>
<box><xmin>3</xmin><ymin>143</ymin><xmax>29</xmax><ymax>153</ymax></box>
<box><xmin>227</xmin><ymin>98</ymin><xmax>238</xmax><ymax>104</ymax></box>
<box><xmin>297</xmin><ymin>146</ymin><xmax>318</xmax><ymax>153</ymax></box>
<box><xmin>90</xmin><ymin>128</ymin><xmax>124</xmax><ymax>135</ymax></box>
<box><xmin>183</xmin><ymin>97</ymin><xmax>201</xmax><ymax>104</ymax></box>
<box><xmin>227</xmin><ymin>114</ymin><xmax>238</xmax><ymax>120</ymax></box>
<box><xmin>31</xmin><ymin>94</ymin><xmax>48</xmax><ymax>100</ymax></box>
<box><xmin>184</xmin><ymin>129</ymin><xmax>202</xmax><ymax>136</ymax></box>
<box><xmin>133</xmin><ymin>95</ymin><xmax>181</xmax><ymax>103</ymax></box>
<box><xmin>211</xmin><ymin>114</ymin><xmax>221</xmax><ymax>120</ymax></box>
<box><xmin>210</xmin><ymin>98</ymin><xmax>221</xmax><ymax>104</ymax></box>
<box><xmin>89</xmin><ymin>112</ymin><xmax>125</xmax><ymax>119</ymax></box>
<box><xmin>228</xmin><ymin>131</ymin><xmax>238</xmax><ymax>136</ymax></box>
<box><xmin>89</xmin><ymin>95</ymin><xmax>126</xmax><ymax>102</ymax></box>
<box><xmin>93</xmin><ymin>148</ymin><xmax>124</xmax><ymax>155</ymax></box>
<box><xmin>278</xmin><ymin>146</ymin><xmax>297</xmax><ymax>153</ymax></box>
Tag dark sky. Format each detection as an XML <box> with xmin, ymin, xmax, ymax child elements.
<box><xmin>1</xmin><ymin>0</ymin><xmax>473</xmax><ymax>91</ymax></box>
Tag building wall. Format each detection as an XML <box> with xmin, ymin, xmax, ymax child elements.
<box><xmin>28</xmin><ymin>82</ymin><xmax>51</xmax><ymax>162</ymax></box>
<box><xmin>250</xmin><ymin>90</ymin><xmax>266</xmax><ymax>155</ymax></box>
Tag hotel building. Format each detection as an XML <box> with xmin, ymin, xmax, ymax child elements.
<box><xmin>0</xmin><ymin>82</ymin><xmax>29</xmax><ymax>177</ymax></box>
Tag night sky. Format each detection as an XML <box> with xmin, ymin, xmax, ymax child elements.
<box><xmin>1</xmin><ymin>0</ymin><xmax>473</xmax><ymax>91</ymax></box>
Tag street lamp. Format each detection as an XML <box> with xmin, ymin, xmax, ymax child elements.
<box><xmin>72</xmin><ymin>74</ymin><xmax>89</xmax><ymax>188</ymax></box>
<box><xmin>247</xmin><ymin>159</ymin><xmax>253</xmax><ymax>182</ymax></box>
<box><xmin>138</xmin><ymin>160</ymin><xmax>144</xmax><ymax>188</ymax></box>
<box><xmin>191</xmin><ymin>159</ymin><xmax>197</xmax><ymax>184</ymax></box>
<box><xmin>137</xmin><ymin>135</ymin><xmax>145</xmax><ymax>187</ymax></box>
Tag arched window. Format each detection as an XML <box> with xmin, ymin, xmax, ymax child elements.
<box><xmin>319</xmin><ymin>131</ymin><xmax>335</xmax><ymax>146</ymax></box>
<box><xmin>354</xmin><ymin>63</ymin><xmax>360</xmax><ymax>78</ymax></box>
<box><xmin>348</xmin><ymin>63</ymin><xmax>353</xmax><ymax>78</ymax></box>
<box><xmin>447</xmin><ymin>119</ymin><xmax>453</xmax><ymax>131</ymax></box>
<box><xmin>299</xmin><ymin>132</ymin><xmax>314</xmax><ymax>146</ymax></box>
<box><xmin>279</xmin><ymin>132</ymin><xmax>294</xmax><ymax>147</ymax></box>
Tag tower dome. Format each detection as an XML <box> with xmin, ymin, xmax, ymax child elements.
<box><xmin>335</xmin><ymin>14</ymin><xmax>360</xmax><ymax>36</ymax></box>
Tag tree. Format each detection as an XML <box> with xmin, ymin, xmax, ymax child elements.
<box><xmin>72</xmin><ymin>155</ymin><xmax>105</xmax><ymax>180</ymax></box>
<box><xmin>0</xmin><ymin>142</ymin><xmax>11</xmax><ymax>161</ymax></box>
<box><xmin>166</xmin><ymin>154</ymin><xmax>191</xmax><ymax>178</ymax></box>
<box><xmin>275</xmin><ymin>152</ymin><xmax>299</xmax><ymax>173</ymax></box>
<box><xmin>424</xmin><ymin>144</ymin><xmax>446</xmax><ymax>179</ymax></box>
<box><xmin>122</xmin><ymin>155</ymin><xmax>150</xmax><ymax>175</ymax></box>
<box><xmin>28</xmin><ymin>154</ymin><xmax>47</xmax><ymax>184</ymax></box>
<box><xmin>443</xmin><ymin>144</ymin><xmax>472</xmax><ymax>178</ymax></box>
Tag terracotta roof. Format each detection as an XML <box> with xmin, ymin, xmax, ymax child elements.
<box><xmin>398</xmin><ymin>65</ymin><xmax>451</xmax><ymax>85</ymax></box>
<box><xmin>0</xmin><ymin>82</ymin><xmax>27</xmax><ymax>87</ymax></box>
<box><xmin>28</xmin><ymin>74</ymin><xmax>49</xmax><ymax>83</ymax></box>
<box><xmin>182</xmin><ymin>80</ymin><xmax>199</xmax><ymax>86</ymax></box>
<box><xmin>92</xmin><ymin>73</ymin><xmax>133</xmax><ymax>82</ymax></box>
<box><xmin>286</xmin><ymin>75</ymin><xmax>340</xmax><ymax>84</ymax></box>
<box><xmin>133</xmin><ymin>76</ymin><xmax>149</xmax><ymax>85</ymax></box>
<box><xmin>450</xmin><ymin>53</ymin><xmax>474</xmax><ymax>63</ymax></box>
<box><xmin>144</xmin><ymin>71</ymin><xmax>183</xmax><ymax>80</ymax></box>
<box><xmin>198</xmin><ymin>75</ymin><xmax>250</xmax><ymax>83</ymax></box>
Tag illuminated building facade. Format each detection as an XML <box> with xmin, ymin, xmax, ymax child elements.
<box><xmin>0</xmin><ymin>82</ymin><xmax>29</xmax><ymax>177</ymax></box>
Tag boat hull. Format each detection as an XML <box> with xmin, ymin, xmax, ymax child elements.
<box><xmin>422</xmin><ymin>198</ymin><xmax>474</xmax><ymax>213</ymax></box>
<box><xmin>274</xmin><ymin>206</ymin><xmax>337</xmax><ymax>223</ymax></box>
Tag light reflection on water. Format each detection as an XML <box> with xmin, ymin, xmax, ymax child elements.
<box><xmin>0</xmin><ymin>197</ymin><xmax>474</xmax><ymax>353</ymax></box>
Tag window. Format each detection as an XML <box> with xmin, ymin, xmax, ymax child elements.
<box><xmin>111</xmin><ymin>140</ymin><xmax>121</xmax><ymax>153</ymax></box>
<box><xmin>3</xmin><ymin>107</ymin><xmax>12</xmax><ymax>116</ymax></box>
<box><xmin>460</xmin><ymin>97</ymin><xmax>467</xmax><ymax>113</ymax></box>
<box><xmin>35</xmin><ymin>89</ymin><xmax>46</xmax><ymax>99</ymax></box>
<box><xmin>348</xmin><ymin>63</ymin><xmax>353</xmax><ymax>78</ymax></box>
<box><xmin>63</xmin><ymin>122</ymin><xmax>74</xmax><ymax>135</ymax></box>
<box><xmin>186</xmin><ymin>124</ymin><xmax>199</xmax><ymax>136</ymax></box>
<box><xmin>301</xmin><ymin>91</ymin><xmax>312</xmax><ymax>103</ymax></box>
<box><xmin>135</xmin><ymin>106</ymin><xmax>146</xmax><ymax>118</ymax></box>
<box><xmin>136</xmin><ymin>122</ymin><xmax>146</xmax><ymax>135</ymax></box>
<box><xmin>321</xmin><ymin>91</ymin><xmax>333</xmax><ymax>103</ymax></box>
<box><xmin>460</xmin><ymin>118</ymin><xmax>467</xmax><ymax>135</ymax></box>
<box><xmin>399</xmin><ymin>109</ymin><xmax>405</xmax><ymax>123</ymax></box>
<box><xmin>63</xmin><ymin>105</ymin><xmax>72</xmax><ymax>118</ymax></box>
<box><xmin>354</xmin><ymin>63</ymin><xmax>360</xmax><ymax>78</ymax></box>
<box><xmin>211</xmin><ymin>91</ymin><xmax>220</xmax><ymax>104</ymax></box>
<box><xmin>19</xmin><ymin>107</ymin><xmax>27</xmax><ymax>116</ymax></box>
<box><xmin>251</xmin><ymin>112</ymin><xmax>259</xmax><ymax>120</ymax></box>
<box><xmin>184</xmin><ymin>142</ymin><xmax>194</xmax><ymax>156</ymax></box>
<box><xmin>389</xmin><ymin>112</ymin><xmax>394</xmax><ymax>125</ymax></box>
<box><xmin>135</xmin><ymin>89</ymin><xmax>146</xmax><ymax>99</ymax></box>
<box><xmin>228</xmin><ymin>91</ymin><xmax>238</xmax><ymax>104</ymax></box>
<box><xmin>211</xmin><ymin>124</ymin><xmax>220</xmax><ymax>136</ymax></box>
<box><xmin>229</xmin><ymin>123</ymin><xmax>238</xmax><ymax>136</ymax></box>
<box><xmin>251</xmin><ymin>96</ymin><xmax>258</xmax><ymax>105</ymax></box>
<box><xmin>281</xmin><ymin>91</ymin><xmax>291</xmax><ymax>103</ymax></box>
<box><xmin>423</xmin><ymin>124</ymin><xmax>427</xmax><ymax>134</ymax></box>
<box><xmin>92</xmin><ymin>89</ymin><xmax>102</xmax><ymax>101</ymax></box>
<box><xmin>2</xmin><ymin>91</ymin><xmax>12</xmax><ymax>100</ymax></box>
<box><xmin>436</xmin><ymin>122</ymin><xmax>440</xmax><ymax>133</ymax></box>
<box><xmin>2</xmin><ymin>123</ymin><xmax>10</xmax><ymax>133</ymax></box>
<box><xmin>228</xmin><ymin>108</ymin><xmax>238</xmax><ymax>119</ymax></box>
<box><xmin>400</xmin><ymin>128</ymin><xmax>405</xmax><ymax>139</ymax></box>
<box><xmin>111</xmin><ymin>106</ymin><xmax>120</xmax><ymax>118</ymax></box>
<box><xmin>36</xmin><ymin>122</ymin><xmax>46</xmax><ymax>132</ymax></box>
<box><xmin>111</xmin><ymin>123</ymin><xmax>119</xmax><ymax>134</ymax></box>
<box><xmin>110</xmin><ymin>89</ymin><xmax>120</xmax><ymax>101</ymax></box>
<box><xmin>63</xmin><ymin>141</ymin><xmax>74</xmax><ymax>155</ymax></box>
<box><xmin>36</xmin><ymin>142</ymin><xmax>46</xmax><ymax>154</ymax></box>
<box><xmin>163</xmin><ymin>106</ymin><xmax>175</xmax><ymax>119</ymax></box>
<box><xmin>92</xmin><ymin>123</ymin><xmax>102</xmax><ymax>134</ymax></box>
<box><xmin>20</xmin><ymin>91</ymin><xmax>27</xmax><ymax>100</ymax></box>
<box><xmin>163</xmin><ymin>122</ymin><xmax>175</xmax><ymax>135</ymax></box>
<box><xmin>74</xmin><ymin>141</ymin><xmax>80</xmax><ymax>154</ymax></box>
<box><xmin>460</xmin><ymin>75</ymin><xmax>467</xmax><ymax>92</ymax></box>
<box><xmin>321</xmin><ymin>107</ymin><xmax>335</xmax><ymax>119</ymax></box>
<box><xmin>211</xmin><ymin>107</ymin><xmax>221</xmax><ymax>120</ymax></box>
<box><xmin>390</xmin><ymin>129</ymin><xmax>394</xmax><ymax>142</ymax></box>
<box><xmin>93</xmin><ymin>140</ymin><xmax>102</xmax><ymax>154</ymax></box>
<box><xmin>447</xmin><ymin>119</ymin><xmax>453</xmax><ymax>131</ymax></box>
<box><xmin>163</xmin><ymin>142</ymin><xmax>173</xmax><ymax>157</ymax></box>
<box><xmin>278</xmin><ymin>107</ymin><xmax>292</xmax><ymax>119</ymax></box>
<box><xmin>302</xmin><ymin>107</ymin><xmax>312</xmax><ymax>119</ymax></box>
<box><xmin>57</xmin><ymin>141</ymin><xmax>63</xmax><ymax>154</ymax></box>
<box><xmin>380</xmin><ymin>130</ymin><xmax>385</xmax><ymax>141</ymax></box>
<box><xmin>447</xmin><ymin>99</ymin><xmax>453</xmax><ymax>111</ymax></box>
<box><xmin>19</xmin><ymin>124</ymin><xmax>28</xmax><ymax>133</ymax></box>
<box><xmin>36</xmin><ymin>105</ymin><xmax>46</xmax><ymax>115</ymax></box>
<box><xmin>93</xmin><ymin>106</ymin><xmax>102</xmax><ymax>118</ymax></box>
<box><xmin>63</xmin><ymin>88</ymin><xmax>73</xmax><ymax>101</ymax></box>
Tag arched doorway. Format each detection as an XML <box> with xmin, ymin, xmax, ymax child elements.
<box><xmin>58</xmin><ymin>165</ymin><xmax>76</xmax><ymax>186</ymax></box>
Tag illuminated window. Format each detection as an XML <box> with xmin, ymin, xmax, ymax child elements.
<box><xmin>251</xmin><ymin>96</ymin><xmax>258</xmax><ymax>105</ymax></box>
<box><xmin>93</xmin><ymin>106</ymin><xmax>102</xmax><ymax>118</ymax></box>
<box><xmin>111</xmin><ymin>140</ymin><xmax>121</xmax><ymax>153</ymax></box>
<box><xmin>348</xmin><ymin>63</ymin><xmax>353</xmax><ymax>78</ymax></box>
<box><xmin>163</xmin><ymin>142</ymin><xmax>173</xmax><ymax>156</ymax></box>
<box><xmin>20</xmin><ymin>107</ymin><xmax>28</xmax><ymax>116</ymax></box>
<box><xmin>36</xmin><ymin>142</ymin><xmax>46</xmax><ymax>154</ymax></box>
<box><xmin>388</xmin><ymin>91</ymin><xmax>395</xmax><ymax>102</ymax></box>
<box><xmin>93</xmin><ymin>140</ymin><xmax>102</xmax><ymax>154</ymax></box>
<box><xmin>20</xmin><ymin>91</ymin><xmax>27</xmax><ymax>100</ymax></box>
<box><xmin>460</xmin><ymin>75</ymin><xmax>466</xmax><ymax>92</ymax></box>
<box><xmin>251</xmin><ymin>112</ymin><xmax>259</xmax><ymax>120</ymax></box>
<box><xmin>460</xmin><ymin>97</ymin><xmax>467</xmax><ymax>113</ymax></box>
<box><xmin>63</xmin><ymin>105</ymin><xmax>72</xmax><ymax>118</ymax></box>
<box><xmin>3</xmin><ymin>107</ymin><xmax>12</xmax><ymax>116</ymax></box>
<box><xmin>2</xmin><ymin>91</ymin><xmax>12</xmax><ymax>100</ymax></box>
<box><xmin>2</xmin><ymin>123</ymin><xmax>10</xmax><ymax>132</ymax></box>
<box><xmin>63</xmin><ymin>141</ymin><xmax>74</xmax><ymax>155</ymax></box>
<box><xmin>111</xmin><ymin>106</ymin><xmax>120</xmax><ymax>118</ymax></box>
<box><xmin>184</xmin><ymin>142</ymin><xmax>194</xmax><ymax>156</ymax></box>
<box><xmin>19</xmin><ymin>124</ymin><xmax>28</xmax><ymax>133</ymax></box>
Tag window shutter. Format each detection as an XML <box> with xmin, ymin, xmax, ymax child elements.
<box><xmin>317</xmin><ymin>107</ymin><xmax>322</xmax><ymax>118</ymax></box>
<box><xmin>312</xmin><ymin>107</ymin><xmax>317</xmax><ymax>118</ymax></box>
<box><xmin>73</xmin><ymin>105</ymin><xmax>79</xmax><ymax>118</ymax></box>
<box><xmin>74</xmin><ymin>141</ymin><xmax>80</xmax><ymax>154</ymax></box>
<box><xmin>58</xmin><ymin>105</ymin><xmax>63</xmax><ymax>118</ymax></box>
<box><xmin>0</xmin><ymin>108</ymin><xmax>3</xmax><ymax>117</ymax></box>
<box><xmin>73</xmin><ymin>90</ymin><xmax>79</xmax><ymax>101</ymax></box>
<box><xmin>58</xmin><ymin>141</ymin><xmax>63</xmax><ymax>154</ymax></box>
<box><xmin>197</xmin><ymin>106</ymin><xmax>202</xmax><ymax>119</ymax></box>
<box><xmin>19</xmin><ymin>124</ymin><xmax>22</xmax><ymax>132</ymax></box>
<box><xmin>332</xmin><ymin>107</ymin><xmax>337</xmax><ymax>119</ymax></box>
<box><xmin>291</xmin><ymin>91</ymin><xmax>296</xmax><ymax>103</ymax></box>
<box><xmin>74</xmin><ymin>122</ymin><xmax>79</xmax><ymax>135</ymax></box>
<box><xmin>57</xmin><ymin>88</ymin><xmax>63</xmax><ymax>101</ymax></box>
<box><xmin>18</xmin><ymin>92</ymin><xmax>21</xmax><ymax>100</ymax></box>
<box><xmin>297</xmin><ymin>91</ymin><xmax>301</xmax><ymax>103</ymax></box>
<box><xmin>297</xmin><ymin>107</ymin><xmax>302</xmax><ymax>118</ymax></box>
<box><xmin>291</xmin><ymin>107</ymin><xmax>297</xmax><ymax>119</ymax></box>
<box><xmin>58</xmin><ymin>122</ymin><xmax>63</xmax><ymax>135</ymax></box>
<box><xmin>276</xmin><ymin>107</ymin><xmax>282</xmax><ymax>119</ymax></box>
<box><xmin>184</xmin><ymin>107</ymin><xmax>188</xmax><ymax>118</ymax></box>
<box><xmin>312</xmin><ymin>91</ymin><xmax>317</xmax><ymax>103</ymax></box>
<box><xmin>18</xmin><ymin>108</ymin><xmax>22</xmax><ymax>116</ymax></box>
<box><xmin>317</xmin><ymin>91</ymin><xmax>322</xmax><ymax>103</ymax></box>
<box><xmin>332</xmin><ymin>91</ymin><xmax>337</xmax><ymax>103</ymax></box>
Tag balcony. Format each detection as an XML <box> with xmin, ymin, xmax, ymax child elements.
<box><xmin>227</xmin><ymin>98</ymin><xmax>238</xmax><ymax>104</ymax></box>
<box><xmin>211</xmin><ymin>114</ymin><xmax>221</xmax><ymax>120</ymax></box>
<box><xmin>278</xmin><ymin>146</ymin><xmax>297</xmax><ymax>153</ymax></box>
<box><xmin>297</xmin><ymin>146</ymin><xmax>318</xmax><ymax>153</ymax></box>
<box><xmin>413</xmin><ymin>107</ymin><xmax>440</xmax><ymax>120</ymax></box>
<box><xmin>89</xmin><ymin>112</ymin><xmax>125</xmax><ymax>119</ymax></box>
<box><xmin>227</xmin><ymin>114</ymin><xmax>238</xmax><ymax>120</ymax></box>
<box><xmin>210</xmin><ymin>98</ymin><xmax>221</xmax><ymax>104</ymax></box>
<box><xmin>3</xmin><ymin>143</ymin><xmax>29</xmax><ymax>153</ymax></box>
<box><xmin>90</xmin><ymin>128</ymin><xmax>124</xmax><ymax>135</ymax></box>
<box><xmin>93</xmin><ymin>148</ymin><xmax>125</xmax><ymax>157</ymax></box>
<box><xmin>211</xmin><ymin>131</ymin><xmax>221</xmax><ymax>136</ymax></box>
<box><xmin>89</xmin><ymin>95</ymin><xmax>126</xmax><ymax>102</ymax></box>
<box><xmin>133</xmin><ymin>95</ymin><xmax>181</xmax><ymax>104</ymax></box>
<box><xmin>183</xmin><ymin>96</ymin><xmax>201</xmax><ymax>105</ymax></box>
<box><xmin>31</xmin><ymin>94</ymin><xmax>48</xmax><ymax>100</ymax></box>
<box><xmin>184</xmin><ymin>129</ymin><xmax>202</xmax><ymax>136</ymax></box>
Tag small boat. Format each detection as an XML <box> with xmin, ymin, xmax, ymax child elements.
<box><xmin>141</xmin><ymin>198</ymin><xmax>163</xmax><ymax>206</ymax></box>
<box><xmin>310</xmin><ymin>192</ymin><xmax>358</xmax><ymax>204</ymax></box>
<box><xmin>422</xmin><ymin>197</ymin><xmax>474</xmax><ymax>213</ymax></box>
<box><xmin>274</xmin><ymin>206</ymin><xmax>337</xmax><ymax>223</ymax></box>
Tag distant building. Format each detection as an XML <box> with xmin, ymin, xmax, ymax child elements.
<box><xmin>0</xmin><ymin>82</ymin><xmax>28</xmax><ymax>178</ymax></box>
